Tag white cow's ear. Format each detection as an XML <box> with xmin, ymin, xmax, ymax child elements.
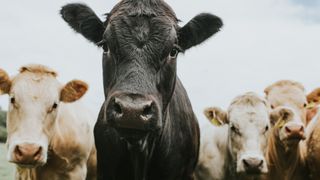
<box><xmin>270</xmin><ymin>107</ymin><xmax>292</xmax><ymax>127</ymax></box>
<box><xmin>60</xmin><ymin>80</ymin><xmax>88</xmax><ymax>103</ymax></box>
<box><xmin>0</xmin><ymin>69</ymin><xmax>11</xmax><ymax>95</ymax></box>
<box><xmin>203</xmin><ymin>107</ymin><xmax>228</xmax><ymax>126</ymax></box>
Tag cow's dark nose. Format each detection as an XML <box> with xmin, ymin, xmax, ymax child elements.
<box><xmin>243</xmin><ymin>158</ymin><xmax>264</xmax><ymax>174</ymax></box>
<box><xmin>107</xmin><ymin>95</ymin><xmax>159</xmax><ymax>131</ymax></box>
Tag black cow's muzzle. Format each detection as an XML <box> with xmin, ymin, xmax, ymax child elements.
<box><xmin>106</xmin><ymin>93</ymin><xmax>161</xmax><ymax>140</ymax></box>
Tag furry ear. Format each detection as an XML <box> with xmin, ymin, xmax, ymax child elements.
<box><xmin>60</xmin><ymin>3</ymin><xmax>105</xmax><ymax>44</ymax></box>
<box><xmin>307</xmin><ymin>88</ymin><xmax>320</xmax><ymax>104</ymax></box>
<box><xmin>270</xmin><ymin>107</ymin><xmax>293</xmax><ymax>127</ymax></box>
<box><xmin>60</xmin><ymin>80</ymin><xmax>88</xmax><ymax>103</ymax></box>
<box><xmin>0</xmin><ymin>69</ymin><xmax>11</xmax><ymax>95</ymax></box>
<box><xmin>203</xmin><ymin>107</ymin><xmax>228</xmax><ymax>126</ymax></box>
<box><xmin>178</xmin><ymin>13</ymin><xmax>223</xmax><ymax>51</ymax></box>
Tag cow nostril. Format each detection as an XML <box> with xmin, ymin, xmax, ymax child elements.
<box><xmin>140</xmin><ymin>104</ymin><xmax>153</xmax><ymax>121</ymax></box>
<box><xmin>243</xmin><ymin>159</ymin><xmax>249</xmax><ymax>167</ymax></box>
<box><xmin>285</xmin><ymin>126</ymin><xmax>291</xmax><ymax>133</ymax></box>
<box><xmin>34</xmin><ymin>147</ymin><xmax>42</xmax><ymax>157</ymax></box>
<box><xmin>299</xmin><ymin>126</ymin><xmax>304</xmax><ymax>132</ymax></box>
<box><xmin>143</xmin><ymin>104</ymin><xmax>152</xmax><ymax>117</ymax></box>
<box><xmin>113</xmin><ymin>101</ymin><xmax>123</xmax><ymax>115</ymax></box>
<box><xmin>15</xmin><ymin>145</ymin><xmax>23</xmax><ymax>157</ymax></box>
<box><xmin>258</xmin><ymin>160</ymin><xmax>263</xmax><ymax>167</ymax></box>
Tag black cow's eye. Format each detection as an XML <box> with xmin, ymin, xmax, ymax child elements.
<box><xmin>271</xmin><ymin>105</ymin><xmax>275</xmax><ymax>109</ymax></box>
<box><xmin>303</xmin><ymin>103</ymin><xmax>307</xmax><ymax>108</ymax></box>
<box><xmin>265</xmin><ymin>125</ymin><xmax>269</xmax><ymax>132</ymax></box>
<box><xmin>169</xmin><ymin>48</ymin><xmax>179</xmax><ymax>58</ymax></box>
<box><xmin>10</xmin><ymin>97</ymin><xmax>15</xmax><ymax>104</ymax></box>
<box><xmin>103</xmin><ymin>44</ymin><xmax>109</xmax><ymax>53</ymax></box>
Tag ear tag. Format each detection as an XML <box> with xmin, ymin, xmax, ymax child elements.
<box><xmin>307</xmin><ymin>102</ymin><xmax>316</xmax><ymax>109</ymax></box>
<box><xmin>211</xmin><ymin>118</ymin><xmax>222</xmax><ymax>126</ymax></box>
<box><xmin>275</xmin><ymin>119</ymin><xmax>285</xmax><ymax>129</ymax></box>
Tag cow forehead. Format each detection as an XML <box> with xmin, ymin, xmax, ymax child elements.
<box><xmin>267</xmin><ymin>86</ymin><xmax>306</xmax><ymax>105</ymax></box>
<box><xmin>106</xmin><ymin>16</ymin><xmax>177</xmax><ymax>56</ymax></box>
<box><xmin>229</xmin><ymin>104</ymin><xmax>269</xmax><ymax>127</ymax></box>
<box><xmin>11</xmin><ymin>73</ymin><xmax>61</xmax><ymax>103</ymax></box>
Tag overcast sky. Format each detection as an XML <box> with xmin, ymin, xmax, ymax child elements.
<box><xmin>0</xmin><ymin>0</ymin><xmax>320</xmax><ymax>124</ymax></box>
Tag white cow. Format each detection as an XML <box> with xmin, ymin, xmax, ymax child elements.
<box><xmin>0</xmin><ymin>64</ymin><xmax>96</xmax><ymax>180</ymax></box>
<box><xmin>196</xmin><ymin>92</ymin><xmax>270</xmax><ymax>180</ymax></box>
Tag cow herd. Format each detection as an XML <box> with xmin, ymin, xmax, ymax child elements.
<box><xmin>197</xmin><ymin>81</ymin><xmax>320</xmax><ymax>180</ymax></box>
<box><xmin>0</xmin><ymin>0</ymin><xmax>319</xmax><ymax>180</ymax></box>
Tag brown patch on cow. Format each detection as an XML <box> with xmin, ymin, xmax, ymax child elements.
<box><xmin>60</xmin><ymin>80</ymin><xmax>88</xmax><ymax>103</ymax></box>
<box><xmin>19</xmin><ymin>64</ymin><xmax>58</xmax><ymax>77</ymax></box>
<box><xmin>86</xmin><ymin>146</ymin><xmax>97</xmax><ymax>180</ymax></box>
<box><xmin>307</xmin><ymin>88</ymin><xmax>320</xmax><ymax>104</ymax></box>
<box><xmin>266</xmin><ymin>129</ymin><xmax>308</xmax><ymax>180</ymax></box>
<box><xmin>0</xmin><ymin>68</ymin><xmax>11</xmax><ymax>94</ymax></box>
<box><xmin>269</xmin><ymin>107</ymin><xmax>293</xmax><ymax>126</ymax></box>
<box><xmin>306</xmin><ymin>88</ymin><xmax>320</xmax><ymax>124</ymax></box>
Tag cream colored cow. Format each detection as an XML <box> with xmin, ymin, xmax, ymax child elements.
<box><xmin>0</xmin><ymin>64</ymin><xmax>96</xmax><ymax>180</ymax></box>
<box><xmin>264</xmin><ymin>80</ymin><xmax>309</xmax><ymax>180</ymax></box>
<box><xmin>196</xmin><ymin>92</ymin><xmax>270</xmax><ymax>180</ymax></box>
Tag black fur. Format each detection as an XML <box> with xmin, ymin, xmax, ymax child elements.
<box><xmin>60</xmin><ymin>3</ymin><xmax>105</xmax><ymax>43</ymax></box>
<box><xmin>60</xmin><ymin>1</ymin><xmax>223</xmax><ymax>179</ymax></box>
<box><xmin>178</xmin><ymin>13</ymin><xmax>223</xmax><ymax>50</ymax></box>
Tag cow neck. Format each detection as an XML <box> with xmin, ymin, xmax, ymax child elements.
<box><xmin>225</xmin><ymin>133</ymin><xmax>237</xmax><ymax>180</ymax></box>
<box><xmin>126</xmin><ymin>133</ymin><xmax>157</xmax><ymax>180</ymax></box>
<box><xmin>267</xmin><ymin>130</ymin><xmax>305</xmax><ymax>179</ymax></box>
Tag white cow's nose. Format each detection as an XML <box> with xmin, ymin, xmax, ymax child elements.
<box><xmin>242</xmin><ymin>157</ymin><xmax>265</xmax><ymax>174</ymax></box>
<box><xmin>12</xmin><ymin>143</ymin><xmax>43</xmax><ymax>166</ymax></box>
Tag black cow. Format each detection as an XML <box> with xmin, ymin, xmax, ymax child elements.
<box><xmin>60</xmin><ymin>0</ymin><xmax>222</xmax><ymax>179</ymax></box>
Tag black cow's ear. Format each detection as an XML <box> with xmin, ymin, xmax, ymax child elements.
<box><xmin>178</xmin><ymin>13</ymin><xmax>223</xmax><ymax>51</ymax></box>
<box><xmin>60</xmin><ymin>3</ymin><xmax>105</xmax><ymax>44</ymax></box>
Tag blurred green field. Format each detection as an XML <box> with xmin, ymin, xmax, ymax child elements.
<box><xmin>0</xmin><ymin>143</ymin><xmax>14</xmax><ymax>180</ymax></box>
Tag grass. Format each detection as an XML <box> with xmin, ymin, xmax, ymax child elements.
<box><xmin>0</xmin><ymin>143</ymin><xmax>15</xmax><ymax>180</ymax></box>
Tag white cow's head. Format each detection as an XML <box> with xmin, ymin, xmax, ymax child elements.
<box><xmin>205</xmin><ymin>92</ymin><xmax>270</xmax><ymax>175</ymax></box>
<box><xmin>0</xmin><ymin>65</ymin><xmax>88</xmax><ymax>167</ymax></box>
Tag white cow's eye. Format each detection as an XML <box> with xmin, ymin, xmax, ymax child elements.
<box><xmin>52</xmin><ymin>103</ymin><xmax>58</xmax><ymax>109</ymax></box>
<box><xmin>230</xmin><ymin>125</ymin><xmax>241</xmax><ymax>135</ymax></box>
<box><xmin>48</xmin><ymin>102</ymin><xmax>58</xmax><ymax>113</ymax></box>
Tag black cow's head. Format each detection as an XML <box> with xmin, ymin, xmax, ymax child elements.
<box><xmin>61</xmin><ymin>0</ymin><xmax>222</xmax><ymax>140</ymax></box>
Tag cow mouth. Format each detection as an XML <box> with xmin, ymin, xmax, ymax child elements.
<box><xmin>12</xmin><ymin>161</ymin><xmax>46</xmax><ymax>168</ymax></box>
<box><xmin>285</xmin><ymin>134</ymin><xmax>306</xmax><ymax>142</ymax></box>
<box><xmin>245</xmin><ymin>170</ymin><xmax>263</xmax><ymax>175</ymax></box>
<box><xmin>116</xmin><ymin>128</ymin><xmax>151</xmax><ymax>143</ymax></box>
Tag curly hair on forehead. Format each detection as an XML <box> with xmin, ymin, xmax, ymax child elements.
<box><xmin>264</xmin><ymin>80</ymin><xmax>305</xmax><ymax>95</ymax></box>
<box><xmin>19</xmin><ymin>64</ymin><xmax>58</xmax><ymax>77</ymax></box>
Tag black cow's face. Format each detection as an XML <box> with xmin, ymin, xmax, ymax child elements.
<box><xmin>61</xmin><ymin>0</ymin><xmax>222</xmax><ymax>140</ymax></box>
